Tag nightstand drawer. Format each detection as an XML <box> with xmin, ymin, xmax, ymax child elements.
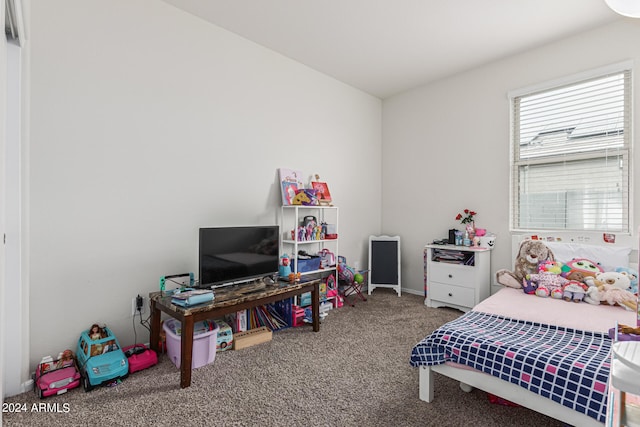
<box><xmin>429</xmin><ymin>265</ymin><xmax>476</xmax><ymax>287</ymax></box>
<box><xmin>429</xmin><ymin>283</ymin><xmax>475</xmax><ymax>308</ymax></box>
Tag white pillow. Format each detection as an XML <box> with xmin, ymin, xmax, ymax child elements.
<box><xmin>544</xmin><ymin>241</ymin><xmax>631</xmax><ymax>272</ymax></box>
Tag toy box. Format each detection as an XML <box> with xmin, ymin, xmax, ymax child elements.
<box><xmin>296</xmin><ymin>256</ymin><xmax>321</xmax><ymax>272</ymax></box>
<box><xmin>292</xmin><ymin>305</ymin><xmax>305</xmax><ymax>327</ymax></box>
<box><xmin>123</xmin><ymin>344</ymin><xmax>158</xmax><ymax>374</ymax></box>
<box><xmin>299</xmin><ymin>292</ymin><xmax>312</xmax><ymax>307</ymax></box>
<box><xmin>320</xmin><ymin>301</ymin><xmax>333</xmax><ymax>313</ymax></box>
<box><xmin>234</xmin><ymin>327</ymin><xmax>272</xmax><ymax>350</ymax></box>
<box><xmin>163</xmin><ymin>318</ymin><xmax>219</xmax><ymax>369</ymax></box>
<box><xmin>608</xmin><ymin>327</ymin><xmax>640</xmax><ymax>342</ymax></box>
<box><xmin>34</xmin><ymin>352</ymin><xmax>81</xmax><ymax>399</ymax></box>
<box><xmin>214</xmin><ymin>319</ymin><xmax>233</xmax><ymax>352</ymax></box>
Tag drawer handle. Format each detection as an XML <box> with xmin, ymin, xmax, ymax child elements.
<box><xmin>448</xmin><ymin>274</ymin><xmax>453</xmax><ymax>278</ymax></box>
<box><xmin>448</xmin><ymin>292</ymin><xmax>453</xmax><ymax>297</ymax></box>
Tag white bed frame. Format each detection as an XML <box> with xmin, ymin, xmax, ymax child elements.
<box><xmin>418</xmin><ymin>231</ymin><xmax>639</xmax><ymax>427</ymax></box>
<box><xmin>420</xmin><ymin>365</ymin><xmax>602</xmax><ymax>427</ymax></box>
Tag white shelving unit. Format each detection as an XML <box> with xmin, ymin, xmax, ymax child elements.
<box><xmin>279</xmin><ymin>205</ymin><xmax>339</xmax><ymax>278</ymax></box>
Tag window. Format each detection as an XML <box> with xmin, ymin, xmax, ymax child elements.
<box><xmin>509</xmin><ymin>64</ymin><xmax>632</xmax><ymax>233</ymax></box>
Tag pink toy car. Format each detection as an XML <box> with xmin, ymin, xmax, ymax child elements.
<box><xmin>34</xmin><ymin>352</ymin><xmax>81</xmax><ymax>398</ymax></box>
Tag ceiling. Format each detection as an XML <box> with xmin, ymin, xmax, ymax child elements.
<box><xmin>161</xmin><ymin>0</ymin><xmax>622</xmax><ymax>99</ymax></box>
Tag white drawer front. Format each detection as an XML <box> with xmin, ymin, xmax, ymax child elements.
<box><xmin>429</xmin><ymin>283</ymin><xmax>475</xmax><ymax>308</ymax></box>
<box><xmin>429</xmin><ymin>264</ymin><xmax>476</xmax><ymax>287</ymax></box>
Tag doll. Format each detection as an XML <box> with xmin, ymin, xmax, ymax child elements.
<box><xmin>89</xmin><ymin>324</ymin><xmax>106</xmax><ymax>340</ymax></box>
<box><xmin>56</xmin><ymin>349</ymin><xmax>75</xmax><ymax>368</ymax></box>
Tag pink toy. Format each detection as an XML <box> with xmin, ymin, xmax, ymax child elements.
<box><xmin>526</xmin><ymin>272</ymin><xmax>569</xmax><ymax>298</ymax></box>
<box><xmin>564</xmin><ymin>258</ymin><xmax>604</xmax><ymax>282</ymax></box>
<box><xmin>34</xmin><ymin>352</ymin><xmax>81</xmax><ymax>398</ymax></box>
<box><xmin>122</xmin><ymin>344</ymin><xmax>158</xmax><ymax>374</ymax></box>
<box><xmin>538</xmin><ymin>260</ymin><xmax>567</xmax><ymax>275</ymax></box>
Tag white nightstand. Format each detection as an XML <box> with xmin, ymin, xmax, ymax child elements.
<box><xmin>424</xmin><ymin>244</ymin><xmax>491</xmax><ymax>312</ymax></box>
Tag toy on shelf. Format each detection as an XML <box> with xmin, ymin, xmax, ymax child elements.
<box><xmin>279</xmin><ymin>253</ymin><xmax>292</xmax><ymax>278</ymax></box>
<box><xmin>288</xmin><ymin>272</ymin><xmax>301</xmax><ymax>284</ymax></box>
<box><xmin>311</xmin><ymin>174</ymin><xmax>332</xmax><ymax>206</ymax></box>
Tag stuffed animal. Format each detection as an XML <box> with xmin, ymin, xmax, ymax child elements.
<box><xmin>563</xmin><ymin>258</ymin><xmax>604</xmax><ymax>282</ymax></box>
<box><xmin>538</xmin><ymin>260</ymin><xmax>569</xmax><ymax>275</ymax></box>
<box><xmin>292</xmin><ymin>190</ymin><xmax>311</xmax><ymax>205</ymax></box>
<box><xmin>496</xmin><ymin>240</ymin><xmax>555</xmax><ymax>289</ymax></box>
<box><xmin>292</xmin><ymin>189</ymin><xmax>318</xmax><ymax>206</ymax></box>
<box><xmin>584</xmin><ymin>271</ymin><xmax>637</xmax><ymax>311</ymax></box>
<box><xmin>561</xmin><ymin>280</ymin><xmax>589</xmax><ymax>303</ymax></box>
<box><xmin>616</xmin><ymin>266</ymin><xmax>639</xmax><ymax>294</ymax></box>
<box><xmin>524</xmin><ymin>272</ymin><xmax>567</xmax><ymax>298</ymax></box>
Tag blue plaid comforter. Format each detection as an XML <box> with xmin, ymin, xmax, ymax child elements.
<box><xmin>410</xmin><ymin>311</ymin><xmax>611</xmax><ymax>422</ymax></box>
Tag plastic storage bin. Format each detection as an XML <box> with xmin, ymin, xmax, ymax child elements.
<box><xmin>296</xmin><ymin>256</ymin><xmax>321</xmax><ymax>272</ymax></box>
<box><xmin>163</xmin><ymin>319</ymin><xmax>219</xmax><ymax>369</ymax></box>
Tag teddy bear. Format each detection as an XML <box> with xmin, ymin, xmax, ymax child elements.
<box><xmin>616</xmin><ymin>266</ymin><xmax>639</xmax><ymax>294</ymax></box>
<box><xmin>496</xmin><ymin>240</ymin><xmax>555</xmax><ymax>289</ymax></box>
<box><xmin>583</xmin><ymin>271</ymin><xmax>637</xmax><ymax>311</ymax></box>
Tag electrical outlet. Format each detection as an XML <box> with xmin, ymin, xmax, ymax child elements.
<box><xmin>131</xmin><ymin>296</ymin><xmax>147</xmax><ymax>316</ymax></box>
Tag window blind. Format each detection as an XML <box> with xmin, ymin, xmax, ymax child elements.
<box><xmin>511</xmin><ymin>69</ymin><xmax>631</xmax><ymax>232</ymax></box>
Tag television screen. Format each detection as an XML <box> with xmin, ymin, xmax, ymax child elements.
<box><xmin>199</xmin><ymin>226</ymin><xmax>280</xmax><ymax>288</ymax></box>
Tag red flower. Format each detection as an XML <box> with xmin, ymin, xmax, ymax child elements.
<box><xmin>456</xmin><ymin>209</ymin><xmax>477</xmax><ymax>225</ymax></box>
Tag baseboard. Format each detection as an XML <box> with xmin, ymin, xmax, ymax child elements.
<box><xmin>21</xmin><ymin>378</ymin><xmax>33</xmax><ymax>393</ymax></box>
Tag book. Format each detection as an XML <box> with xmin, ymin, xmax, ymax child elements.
<box><xmin>279</xmin><ymin>168</ymin><xmax>305</xmax><ymax>205</ymax></box>
<box><xmin>171</xmin><ymin>289</ymin><xmax>214</xmax><ymax>307</ymax></box>
<box><xmin>311</xmin><ymin>181</ymin><xmax>332</xmax><ymax>204</ymax></box>
<box><xmin>236</xmin><ymin>309</ymin><xmax>247</xmax><ymax>332</ymax></box>
<box><xmin>171</xmin><ymin>289</ymin><xmax>213</xmax><ymax>300</ymax></box>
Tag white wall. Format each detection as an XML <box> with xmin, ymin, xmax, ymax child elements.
<box><xmin>25</xmin><ymin>0</ymin><xmax>382</xmax><ymax>376</ymax></box>
<box><xmin>382</xmin><ymin>19</ymin><xmax>640</xmax><ymax>296</ymax></box>
<box><xmin>1</xmin><ymin>0</ymin><xmax>7</xmax><ymax>413</ymax></box>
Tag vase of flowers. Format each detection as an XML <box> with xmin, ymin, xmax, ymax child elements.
<box><xmin>455</xmin><ymin>209</ymin><xmax>477</xmax><ymax>239</ymax></box>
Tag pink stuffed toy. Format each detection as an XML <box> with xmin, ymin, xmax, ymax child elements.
<box><xmin>538</xmin><ymin>260</ymin><xmax>569</xmax><ymax>276</ymax></box>
<box><xmin>525</xmin><ymin>272</ymin><xmax>568</xmax><ymax>298</ymax></box>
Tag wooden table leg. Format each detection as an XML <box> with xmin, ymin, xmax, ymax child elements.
<box><xmin>311</xmin><ymin>282</ymin><xmax>320</xmax><ymax>332</ymax></box>
<box><xmin>180</xmin><ymin>315</ymin><xmax>194</xmax><ymax>388</ymax></box>
<box><xmin>149</xmin><ymin>299</ymin><xmax>161</xmax><ymax>353</ymax></box>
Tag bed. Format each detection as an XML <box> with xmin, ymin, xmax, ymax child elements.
<box><xmin>413</xmin><ymin>237</ymin><xmax>638</xmax><ymax>427</ymax></box>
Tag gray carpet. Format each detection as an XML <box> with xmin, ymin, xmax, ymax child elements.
<box><xmin>3</xmin><ymin>289</ymin><xmax>564</xmax><ymax>426</ymax></box>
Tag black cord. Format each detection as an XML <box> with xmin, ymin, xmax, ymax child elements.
<box><xmin>129</xmin><ymin>301</ymin><xmax>150</xmax><ymax>355</ymax></box>
<box><xmin>132</xmin><ymin>310</ymin><xmax>138</xmax><ymax>346</ymax></box>
<box><xmin>138</xmin><ymin>300</ymin><xmax>151</xmax><ymax>333</ymax></box>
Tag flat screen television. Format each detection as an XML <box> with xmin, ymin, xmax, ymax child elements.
<box><xmin>198</xmin><ymin>226</ymin><xmax>280</xmax><ymax>288</ymax></box>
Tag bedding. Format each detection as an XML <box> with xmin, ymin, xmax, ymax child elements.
<box><xmin>412</xmin><ymin>287</ymin><xmax>636</xmax><ymax>424</ymax></box>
